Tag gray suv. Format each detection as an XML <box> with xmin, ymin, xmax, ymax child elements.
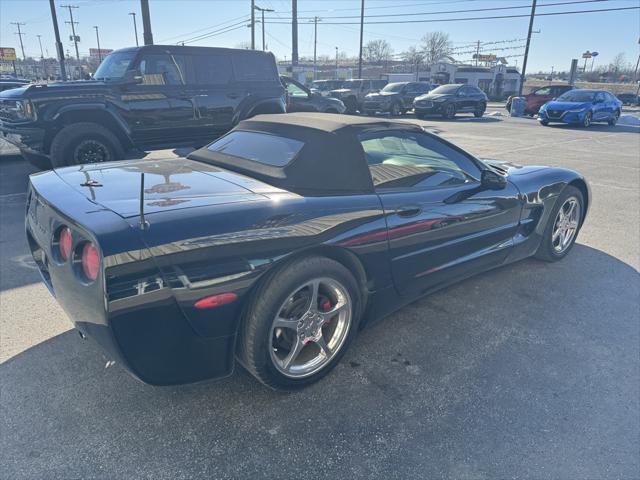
<box><xmin>329</xmin><ymin>79</ymin><xmax>388</xmax><ymax>113</ymax></box>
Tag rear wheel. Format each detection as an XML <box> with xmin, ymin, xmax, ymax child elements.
<box><xmin>237</xmin><ymin>256</ymin><xmax>362</xmax><ymax>390</ymax></box>
<box><xmin>443</xmin><ymin>103</ymin><xmax>456</xmax><ymax>119</ymax></box>
<box><xmin>50</xmin><ymin>122</ymin><xmax>124</xmax><ymax>167</ymax></box>
<box><xmin>535</xmin><ymin>186</ymin><xmax>584</xmax><ymax>262</ymax></box>
<box><xmin>343</xmin><ymin>97</ymin><xmax>358</xmax><ymax>114</ymax></box>
<box><xmin>474</xmin><ymin>103</ymin><xmax>486</xmax><ymax>118</ymax></box>
<box><xmin>608</xmin><ymin>110</ymin><xmax>620</xmax><ymax>126</ymax></box>
<box><xmin>415</xmin><ymin>112</ymin><xmax>426</xmax><ymax>120</ymax></box>
<box><xmin>582</xmin><ymin>111</ymin><xmax>592</xmax><ymax>128</ymax></box>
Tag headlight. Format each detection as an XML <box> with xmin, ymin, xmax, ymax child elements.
<box><xmin>13</xmin><ymin>100</ymin><xmax>35</xmax><ymax>120</ymax></box>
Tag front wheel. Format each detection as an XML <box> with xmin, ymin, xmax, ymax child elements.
<box><xmin>535</xmin><ymin>186</ymin><xmax>584</xmax><ymax>262</ymax></box>
<box><xmin>540</xmin><ymin>119</ymin><xmax>549</xmax><ymax>126</ymax></box>
<box><xmin>442</xmin><ymin>103</ymin><xmax>456</xmax><ymax>119</ymax></box>
<box><xmin>343</xmin><ymin>97</ymin><xmax>358</xmax><ymax>114</ymax></box>
<box><xmin>582</xmin><ymin>111</ymin><xmax>592</xmax><ymax>128</ymax></box>
<box><xmin>474</xmin><ymin>103</ymin><xmax>486</xmax><ymax>118</ymax></box>
<box><xmin>608</xmin><ymin>110</ymin><xmax>620</xmax><ymax>126</ymax></box>
<box><xmin>49</xmin><ymin>122</ymin><xmax>124</xmax><ymax>167</ymax></box>
<box><xmin>390</xmin><ymin>102</ymin><xmax>401</xmax><ymax>117</ymax></box>
<box><xmin>237</xmin><ymin>256</ymin><xmax>362</xmax><ymax>390</ymax></box>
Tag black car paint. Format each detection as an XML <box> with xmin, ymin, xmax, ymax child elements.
<box><xmin>25</xmin><ymin>129</ymin><xmax>590</xmax><ymax>386</ymax></box>
<box><xmin>280</xmin><ymin>76</ymin><xmax>346</xmax><ymax>113</ymax></box>
<box><xmin>362</xmin><ymin>82</ymin><xmax>431</xmax><ymax>115</ymax></box>
<box><xmin>414</xmin><ymin>84</ymin><xmax>487</xmax><ymax>117</ymax></box>
<box><xmin>0</xmin><ymin>45</ymin><xmax>285</xmax><ymax>165</ymax></box>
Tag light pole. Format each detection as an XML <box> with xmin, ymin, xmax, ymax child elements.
<box><xmin>254</xmin><ymin>5</ymin><xmax>274</xmax><ymax>51</ymax></box>
<box><xmin>309</xmin><ymin>16</ymin><xmax>321</xmax><ymax>80</ymax></box>
<box><xmin>60</xmin><ymin>5</ymin><xmax>80</xmax><ymax>61</ymax></box>
<box><xmin>335</xmin><ymin>46</ymin><xmax>339</xmax><ymax>80</ymax></box>
<box><xmin>129</xmin><ymin>12</ymin><xmax>139</xmax><ymax>46</ymax></box>
<box><xmin>93</xmin><ymin>26</ymin><xmax>102</xmax><ymax>63</ymax></box>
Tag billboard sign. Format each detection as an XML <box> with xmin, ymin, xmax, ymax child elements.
<box><xmin>473</xmin><ymin>54</ymin><xmax>497</xmax><ymax>62</ymax></box>
<box><xmin>89</xmin><ymin>48</ymin><xmax>113</xmax><ymax>58</ymax></box>
<box><xmin>0</xmin><ymin>47</ymin><xmax>17</xmax><ymax>61</ymax></box>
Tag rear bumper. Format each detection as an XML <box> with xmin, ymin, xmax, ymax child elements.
<box><xmin>25</xmin><ymin>176</ymin><xmax>237</xmax><ymax>386</ymax></box>
<box><xmin>0</xmin><ymin>121</ymin><xmax>47</xmax><ymax>154</ymax></box>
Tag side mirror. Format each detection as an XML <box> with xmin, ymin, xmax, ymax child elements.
<box><xmin>122</xmin><ymin>69</ymin><xmax>143</xmax><ymax>85</ymax></box>
<box><xmin>481</xmin><ymin>169</ymin><xmax>507</xmax><ymax>190</ymax></box>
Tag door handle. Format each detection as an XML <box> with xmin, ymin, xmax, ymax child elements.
<box><xmin>396</xmin><ymin>205</ymin><xmax>422</xmax><ymax>217</ymax></box>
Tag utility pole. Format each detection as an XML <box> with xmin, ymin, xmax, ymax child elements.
<box><xmin>93</xmin><ymin>26</ymin><xmax>102</xmax><ymax>63</ymax></box>
<box><xmin>475</xmin><ymin>40</ymin><xmax>481</xmax><ymax>67</ymax></box>
<box><xmin>61</xmin><ymin>4</ymin><xmax>80</xmax><ymax>60</ymax></box>
<box><xmin>37</xmin><ymin>34</ymin><xmax>47</xmax><ymax>79</ymax></box>
<box><xmin>250</xmin><ymin>0</ymin><xmax>256</xmax><ymax>49</ymax></box>
<box><xmin>11</xmin><ymin>22</ymin><xmax>27</xmax><ymax>60</ymax></box>
<box><xmin>129</xmin><ymin>12</ymin><xmax>139</xmax><ymax>46</ymax></box>
<box><xmin>254</xmin><ymin>5</ymin><xmax>274</xmax><ymax>51</ymax></box>
<box><xmin>518</xmin><ymin>0</ymin><xmax>537</xmax><ymax>96</ymax></box>
<box><xmin>36</xmin><ymin>34</ymin><xmax>45</xmax><ymax>58</ymax></box>
<box><xmin>49</xmin><ymin>0</ymin><xmax>67</xmax><ymax>81</ymax></box>
<box><xmin>291</xmin><ymin>0</ymin><xmax>298</xmax><ymax>66</ymax></box>
<box><xmin>140</xmin><ymin>0</ymin><xmax>153</xmax><ymax>45</ymax></box>
<box><xmin>357</xmin><ymin>0</ymin><xmax>364</xmax><ymax>78</ymax></box>
<box><xmin>335</xmin><ymin>46</ymin><xmax>338</xmax><ymax>80</ymax></box>
<box><xmin>310</xmin><ymin>16</ymin><xmax>321</xmax><ymax>80</ymax></box>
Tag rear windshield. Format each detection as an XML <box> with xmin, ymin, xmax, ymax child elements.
<box><xmin>207</xmin><ymin>131</ymin><xmax>303</xmax><ymax>167</ymax></box>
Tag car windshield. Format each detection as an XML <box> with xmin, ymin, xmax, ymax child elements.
<box><xmin>557</xmin><ymin>91</ymin><xmax>597</xmax><ymax>102</ymax></box>
<box><xmin>381</xmin><ymin>83</ymin><xmax>405</xmax><ymax>93</ymax></box>
<box><xmin>429</xmin><ymin>84</ymin><xmax>460</xmax><ymax>95</ymax></box>
<box><xmin>342</xmin><ymin>80</ymin><xmax>362</xmax><ymax>89</ymax></box>
<box><xmin>94</xmin><ymin>52</ymin><xmax>136</xmax><ymax>80</ymax></box>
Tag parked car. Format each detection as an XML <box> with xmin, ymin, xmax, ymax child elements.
<box><xmin>0</xmin><ymin>45</ymin><xmax>285</xmax><ymax>169</ymax></box>
<box><xmin>329</xmin><ymin>78</ymin><xmax>388</xmax><ymax>113</ymax></box>
<box><xmin>281</xmin><ymin>76</ymin><xmax>346</xmax><ymax>113</ymax></box>
<box><xmin>25</xmin><ymin>112</ymin><xmax>590</xmax><ymax>390</ymax></box>
<box><xmin>362</xmin><ymin>81</ymin><xmax>431</xmax><ymax>116</ymax></box>
<box><xmin>616</xmin><ymin>92</ymin><xmax>639</xmax><ymax>106</ymax></box>
<box><xmin>538</xmin><ymin>89</ymin><xmax>622</xmax><ymax>127</ymax></box>
<box><xmin>413</xmin><ymin>84</ymin><xmax>487</xmax><ymax>119</ymax></box>
<box><xmin>309</xmin><ymin>79</ymin><xmax>344</xmax><ymax>96</ymax></box>
<box><xmin>506</xmin><ymin>84</ymin><xmax>574</xmax><ymax>115</ymax></box>
<box><xmin>0</xmin><ymin>79</ymin><xmax>29</xmax><ymax>93</ymax></box>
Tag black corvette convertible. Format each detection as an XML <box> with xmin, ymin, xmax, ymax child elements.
<box><xmin>25</xmin><ymin>113</ymin><xmax>590</xmax><ymax>390</ymax></box>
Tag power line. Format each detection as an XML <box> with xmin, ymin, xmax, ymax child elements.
<box><xmin>264</xmin><ymin>5</ymin><xmax>639</xmax><ymax>25</ymax></box>
<box><xmin>180</xmin><ymin>22</ymin><xmax>250</xmax><ymax>45</ymax></box>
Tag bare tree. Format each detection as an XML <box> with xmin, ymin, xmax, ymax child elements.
<box><xmin>362</xmin><ymin>39</ymin><xmax>393</xmax><ymax>64</ymax></box>
<box><xmin>421</xmin><ymin>31</ymin><xmax>452</xmax><ymax>65</ymax></box>
<box><xmin>235</xmin><ymin>41</ymin><xmax>251</xmax><ymax>50</ymax></box>
<box><xmin>402</xmin><ymin>46</ymin><xmax>425</xmax><ymax>66</ymax></box>
<box><xmin>609</xmin><ymin>52</ymin><xmax>626</xmax><ymax>74</ymax></box>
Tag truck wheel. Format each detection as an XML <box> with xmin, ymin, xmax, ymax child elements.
<box><xmin>236</xmin><ymin>256</ymin><xmax>362</xmax><ymax>390</ymax></box>
<box><xmin>343</xmin><ymin>97</ymin><xmax>358</xmax><ymax>114</ymax></box>
<box><xmin>50</xmin><ymin>122</ymin><xmax>124</xmax><ymax>168</ymax></box>
<box><xmin>20</xmin><ymin>149</ymin><xmax>52</xmax><ymax>170</ymax></box>
<box><xmin>390</xmin><ymin>102</ymin><xmax>401</xmax><ymax>117</ymax></box>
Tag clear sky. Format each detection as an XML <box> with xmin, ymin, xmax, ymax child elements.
<box><xmin>1</xmin><ymin>0</ymin><xmax>638</xmax><ymax>72</ymax></box>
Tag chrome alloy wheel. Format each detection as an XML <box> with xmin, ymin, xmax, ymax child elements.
<box><xmin>269</xmin><ymin>278</ymin><xmax>352</xmax><ymax>378</ymax></box>
<box><xmin>552</xmin><ymin>197</ymin><xmax>580</xmax><ymax>253</ymax></box>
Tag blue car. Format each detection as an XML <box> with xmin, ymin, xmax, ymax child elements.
<box><xmin>538</xmin><ymin>89</ymin><xmax>622</xmax><ymax>127</ymax></box>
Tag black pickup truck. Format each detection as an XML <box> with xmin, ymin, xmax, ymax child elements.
<box><xmin>0</xmin><ymin>45</ymin><xmax>286</xmax><ymax>169</ymax></box>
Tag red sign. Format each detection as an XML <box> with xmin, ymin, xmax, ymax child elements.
<box><xmin>89</xmin><ymin>48</ymin><xmax>113</xmax><ymax>58</ymax></box>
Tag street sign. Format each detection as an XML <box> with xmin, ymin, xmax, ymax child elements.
<box><xmin>582</xmin><ymin>51</ymin><xmax>592</xmax><ymax>59</ymax></box>
<box><xmin>69</xmin><ymin>35</ymin><xmax>81</xmax><ymax>42</ymax></box>
<box><xmin>0</xmin><ymin>47</ymin><xmax>17</xmax><ymax>61</ymax></box>
<box><xmin>473</xmin><ymin>54</ymin><xmax>497</xmax><ymax>62</ymax></box>
<box><xmin>591</xmin><ymin>52</ymin><xmax>599</xmax><ymax>57</ymax></box>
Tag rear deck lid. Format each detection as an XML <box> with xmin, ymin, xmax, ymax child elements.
<box><xmin>53</xmin><ymin>157</ymin><xmax>284</xmax><ymax>218</ymax></box>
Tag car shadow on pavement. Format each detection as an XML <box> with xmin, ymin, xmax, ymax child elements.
<box><xmin>545</xmin><ymin>123</ymin><xmax>640</xmax><ymax>134</ymax></box>
<box><xmin>1</xmin><ymin>244</ymin><xmax>638</xmax><ymax>478</ymax></box>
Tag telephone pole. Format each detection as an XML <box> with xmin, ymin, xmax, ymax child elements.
<box><xmin>49</xmin><ymin>0</ymin><xmax>67</xmax><ymax>80</ymax></box>
<box><xmin>254</xmin><ymin>5</ymin><xmax>274</xmax><ymax>51</ymax></box>
<box><xmin>291</xmin><ymin>0</ymin><xmax>298</xmax><ymax>66</ymax></box>
<box><xmin>36</xmin><ymin>34</ymin><xmax>45</xmax><ymax>58</ymax></box>
<box><xmin>93</xmin><ymin>26</ymin><xmax>102</xmax><ymax>63</ymax></box>
<box><xmin>61</xmin><ymin>4</ymin><xmax>80</xmax><ymax>60</ymax></box>
<box><xmin>11</xmin><ymin>22</ymin><xmax>27</xmax><ymax>60</ymax></box>
<box><xmin>357</xmin><ymin>0</ymin><xmax>364</xmax><ymax>78</ymax></box>
<box><xmin>475</xmin><ymin>40</ymin><xmax>481</xmax><ymax>66</ymax></box>
<box><xmin>140</xmin><ymin>0</ymin><xmax>153</xmax><ymax>45</ymax></box>
<box><xmin>129</xmin><ymin>12</ymin><xmax>139</xmax><ymax>46</ymax></box>
<box><xmin>310</xmin><ymin>16</ymin><xmax>321</xmax><ymax>80</ymax></box>
<box><xmin>518</xmin><ymin>0</ymin><xmax>537</xmax><ymax>96</ymax></box>
<box><xmin>250</xmin><ymin>0</ymin><xmax>256</xmax><ymax>49</ymax></box>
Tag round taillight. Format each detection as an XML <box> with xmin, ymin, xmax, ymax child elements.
<box><xmin>58</xmin><ymin>226</ymin><xmax>72</xmax><ymax>262</ymax></box>
<box><xmin>81</xmin><ymin>242</ymin><xmax>100</xmax><ymax>281</ymax></box>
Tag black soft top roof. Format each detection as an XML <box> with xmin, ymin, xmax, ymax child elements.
<box><xmin>188</xmin><ymin>113</ymin><xmax>424</xmax><ymax>195</ymax></box>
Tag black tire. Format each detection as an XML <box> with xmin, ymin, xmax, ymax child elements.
<box><xmin>608</xmin><ymin>110</ymin><xmax>620</xmax><ymax>126</ymax></box>
<box><xmin>363</xmin><ymin>110</ymin><xmax>376</xmax><ymax>116</ymax></box>
<box><xmin>540</xmin><ymin>119</ymin><xmax>549</xmax><ymax>126</ymax></box>
<box><xmin>20</xmin><ymin>149</ymin><xmax>52</xmax><ymax>170</ymax></box>
<box><xmin>415</xmin><ymin>112</ymin><xmax>426</xmax><ymax>120</ymax></box>
<box><xmin>324</xmin><ymin>108</ymin><xmax>338</xmax><ymax>114</ymax></box>
<box><xmin>442</xmin><ymin>103</ymin><xmax>456</xmax><ymax>119</ymax></box>
<box><xmin>390</xmin><ymin>102</ymin><xmax>402</xmax><ymax>117</ymax></box>
<box><xmin>535</xmin><ymin>185</ymin><xmax>584</xmax><ymax>262</ymax></box>
<box><xmin>582</xmin><ymin>111</ymin><xmax>592</xmax><ymax>128</ymax></box>
<box><xmin>49</xmin><ymin>122</ymin><xmax>124</xmax><ymax>168</ymax></box>
<box><xmin>237</xmin><ymin>256</ymin><xmax>363</xmax><ymax>390</ymax></box>
<box><xmin>474</xmin><ymin>103</ymin><xmax>486</xmax><ymax>118</ymax></box>
<box><xmin>343</xmin><ymin>97</ymin><xmax>358</xmax><ymax>114</ymax></box>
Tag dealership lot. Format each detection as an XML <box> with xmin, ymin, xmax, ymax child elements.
<box><xmin>1</xmin><ymin>114</ymin><xmax>638</xmax><ymax>478</ymax></box>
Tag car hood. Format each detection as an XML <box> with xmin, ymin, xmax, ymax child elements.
<box><xmin>365</xmin><ymin>92</ymin><xmax>397</xmax><ymax>100</ymax></box>
<box><xmin>543</xmin><ymin>101</ymin><xmax>590</xmax><ymax>110</ymax></box>
<box><xmin>0</xmin><ymin>80</ymin><xmax>110</xmax><ymax>99</ymax></box>
<box><xmin>415</xmin><ymin>93</ymin><xmax>452</xmax><ymax>101</ymax></box>
<box><xmin>482</xmin><ymin>159</ymin><xmax>547</xmax><ymax>176</ymax></box>
<box><xmin>52</xmin><ymin>157</ymin><xmax>282</xmax><ymax>218</ymax></box>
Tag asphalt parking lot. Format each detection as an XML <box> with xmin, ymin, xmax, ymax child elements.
<box><xmin>1</xmin><ymin>112</ymin><xmax>639</xmax><ymax>479</ymax></box>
